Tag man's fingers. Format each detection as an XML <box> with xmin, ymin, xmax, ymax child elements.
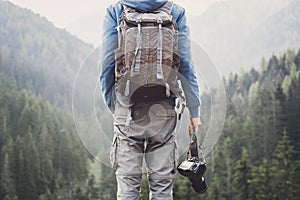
<box><xmin>188</xmin><ymin>124</ymin><xmax>201</xmax><ymax>132</ymax></box>
<box><xmin>188</xmin><ymin>117</ymin><xmax>202</xmax><ymax>133</ymax></box>
<box><xmin>197</xmin><ymin>122</ymin><xmax>202</xmax><ymax>127</ymax></box>
<box><xmin>197</xmin><ymin>122</ymin><xmax>202</xmax><ymax>128</ymax></box>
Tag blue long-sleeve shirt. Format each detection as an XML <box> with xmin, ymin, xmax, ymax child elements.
<box><xmin>100</xmin><ymin>0</ymin><xmax>200</xmax><ymax>117</ymax></box>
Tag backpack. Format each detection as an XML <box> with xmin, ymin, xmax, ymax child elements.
<box><xmin>114</xmin><ymin>1</ymin><xmax>181</xmax><ymax>104</ymax></box>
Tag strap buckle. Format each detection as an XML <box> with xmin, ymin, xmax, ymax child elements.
<box><xmin>157</xmin><ymin>17</ymin><xmax>163</xmax><ymax>24</ymax></box>
<box><xmin>136</xmin><ymin>18</ymin><xmax>142</xmax><ymax>23</ymax></box>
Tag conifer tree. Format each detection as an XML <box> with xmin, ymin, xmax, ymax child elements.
<box><xmin>233</xmin><ymin>148</ymin><xmax>252</xmax><ymax>200</ymax></box>
<box><xmin>249</xmin><ymin>159</ymin><xmax>271</xmax><ymax>200</ymax></box>
<box><xmin>271</xmin><ymin>131</ymin><xmax>295</xmax><ymax>200</ymax></box>
<box><xmin>98</xmin><ymin>164</ymin><xmax>117</xmax><ymax>200</ymax></box>
<box><xmin>86</xmin><ymin>174</ymin><xmax>99</xmax><ymax>199</ymax></box>
<box><xmin>206</xmin><ymin>176</ymin><xmax>225</xmax><ymax>200</ymax></box>
<box><xmin>286</xmin><ymin>75</ymin><xmax>300</xmax><ymax>160</ymax></box>
<box><xmin>0</xmin><ymin>153</ymin><xmax>15</xmax><ymax>198</ymax></box>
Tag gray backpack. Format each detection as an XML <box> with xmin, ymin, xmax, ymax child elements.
<box><xmin>115</xmin><ymin>1</ymin><xmax>180</xmax><ymax>104</ymax></box>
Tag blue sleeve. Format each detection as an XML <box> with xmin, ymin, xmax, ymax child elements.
<box><xmin>100</xmin><ymin>5</ymin><xmax>119</xmax><ymax>113</ymax></box>
<box><xmin>174</xmin><ymin>6</ymin><xmax>201</xmax><ymax>117</ymax></box>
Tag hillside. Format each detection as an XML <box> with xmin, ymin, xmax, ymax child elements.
<box><xmin>248</xmin><ymin>0</ymin><xmax>300</xmax><ymax>61</ymax></box>
<box><xmin>0</xmin><ymin>0</ymin><xmax>93</xmax><ymax>109</ymax></box>
<box><xmin>0</xmin><ymin>1</ymin><xmax>108</xmax><ymax>199</ymax></box>
<box><xmin>0</xmin><ymin>73</ymin><xmax>91</xmax><ymax>199</ymax></box>
<box><xmin>191</xmin><ymin>0</ymin><xmax>300</xmax><ymax>74</ymax></box>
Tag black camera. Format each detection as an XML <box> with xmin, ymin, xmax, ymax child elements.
<box><xmin>177</xmin><ymin>131</ymin><xmax>208</xmax><ymax>194</ymax></box>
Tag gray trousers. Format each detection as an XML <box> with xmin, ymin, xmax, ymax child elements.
<box><xmin>110</xmin><ymin>100</ymin><xmax>178</xmax><ymax>200</ymax></box>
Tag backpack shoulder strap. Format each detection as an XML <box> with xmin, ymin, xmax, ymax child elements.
<box><xmin>122</xmin><ymin>4</ymin><xmax>135</xmax><ymax>13</ymax></box>
<box><xmin>157</xmin><ymin>1</ymin><xmax>173</xmax><ymax>15</ymax></box>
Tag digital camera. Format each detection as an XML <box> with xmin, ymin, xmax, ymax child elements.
<box><xmin>177</xmin><ymin>157</ymin><xmax>207</xmax><ymax>194</ymax></box>
<box><xmin>177</xmin><ymin>131</ymin><xmax>208</xmax><ymax>194</ymax></box>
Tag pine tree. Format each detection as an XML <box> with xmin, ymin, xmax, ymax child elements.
<box><xmin>249</xmin><ymin>159</ymin><xmax>272</xmax><ymax>200</ymax></box>
<box><xmin>85</xmin><ymin>174</ymin><xmax>99</xmax><ymax>199</ymax></box>
<box><xmin>286</xmin><ymin>75</ymin><xmax>300</xmax><ymax>160</ymax></box>
<box><xmin>274</xmin><ymin>84</ymin><xmax>286</xmax><ymax>135</ymax></box>
<box><xmin>223</xmin><ymin>137</ymin><xmax>234</xmax><ymax>199</ymax></box>
<box><xmin>173</xmin><ymin>174</ymin><xmax>198</xmax><ymax>200</ymax></box>
<box><xmin>206</xmin><ymin>176</ymin><xmax>225</xmax><ymax>200</ymax></box>
<box><xmin>73</xmin><ymin>187</ymin><xmax>87</xmax><ymax>200</ymax></box>
<box><xmin>233</xmin><ymin>148</ymin><xmax>252</xmax><ymax>200</ymax></box>
<box><xmin>249</xmin><ymin>84</ymin><xmax>275</xmax><ymax>161</ymax></box>
<box><xmin>36</xmin><ymin>125</ymin><xmax>54</xmax><ymax>194</ymax></box>
<box><xmin>25</xmin><ymin>129</ymin><xmax>40</xmax><ymax>198</ymax></box>
<box><xmin>98</xmin><ymin>164</ymin><xmax>117</xmax><ymax>200</ymax></box>
<box><xmin>0</xmin><ymin>152</ymin><xmax>16</xmax><ymax>198</ymax></box>
<box><xmin>16</xmin><ymin>144</ymin><xmax>25</xmax><ymax>199</ymax></box>
<box><xmin>282</xmin><ymin>63</ymin><xmax>300</xmax><ymax>95</ymax></box>
<box><xmin>271</xmin><ymin>131</ymin><xmax>295</xmax><ymax>200</ymax></box>
<box><xmin>0</xmin><ymin>107</ymin><xmax>9</xmax><ymax>148</ymax></box>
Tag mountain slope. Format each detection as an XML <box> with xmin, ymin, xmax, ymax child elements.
<box><xmin>190</xmin><ymin>0</ymin><xmax>299</xmax><ymax>74</ymax></box>
<box><xmin>0</xmin><ymin>72</ymin><xmax>89</xmax><ymax>199</ymax></box>
<box><xmin>248</xmin><ymin>0</ymin><xmax>300</xmax><ymax>59</ymax></box>
<box><xmin>0</xmin><ymin>1</ymin><xmax>93</xmax><ymax>109</ymax></box>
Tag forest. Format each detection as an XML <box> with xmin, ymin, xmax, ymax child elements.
<box><xmin>0</xmin><ymin>0</ymin><xmax>300</xmax><ymax>199</ymax></box>
<box><xmin>196</xmin><ymin>49</ymin><xmax>300</xmax><ymax>200</ymax></box>
<box><xmin>98</xmin><ymin>49</ymin><xmax>300</xmax><ymax>200</ymax></box>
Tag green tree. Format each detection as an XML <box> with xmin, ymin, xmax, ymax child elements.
<box><xmin>206</xmin><ymin>176</ymin><xmax>225</xmax><ymax>200</ymax></box>
<box><xmin>73</xmin><ymin>187</ymin><xmax>87</xmax><ymax>200</ymax></box>
<box><xmin>0</xmin><ymin>152</ymin><xmax>15</xmax><ymax>198</ymax></box>
<box><xmin>233</xmin><ymin>148</ymin><xmax>252</xmax><ymax>200</ymax></box>
<box><xmin>271</xmin><ymin>131</ymin><xmax>295</xmax><ymax>200</ymax></box>
<box><xmin>282</xmin><ymin>63</ymin><xmax>300</xmax><ymax>95</ymax></box>
<box><xmin>173</xmin><ymin>174</ymin><xmax>198</xmax><ymax>200</ymax></box>
<box><xmin>86</xmin><ymin>175</ymin><xmax>99</xmax><ymax>199</ymax></box>
<box><xmin>285</xmin><ymin>74</ymin><xmax>300</xmax><ymax>160</ymax></box>
<box><xmin>249</xmin><ymin>159</ymin><xmax>271</xmax><ymax>200</ymax></box>
<box><xmin>98</xmin><ymin>164</ymin><xmax>117</xmax><ymax>200</ymax></box>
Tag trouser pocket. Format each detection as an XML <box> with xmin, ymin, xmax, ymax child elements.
<box><xmin>110</xmin><ymin>135</ymin><xmax>119</xmax><ymax>169</ymax></box>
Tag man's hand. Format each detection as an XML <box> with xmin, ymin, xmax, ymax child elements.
<box><xmin>188</xmin><ymin>117</ymin><xmax>202</xmax><ymax>133</ymax></box>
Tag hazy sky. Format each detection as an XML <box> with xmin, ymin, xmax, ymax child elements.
<box><xmin>8</xmin><ymin>0</ymin><xmax>220</xmax><ymax>28</ymax></box>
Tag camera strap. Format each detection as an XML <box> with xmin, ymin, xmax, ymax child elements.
<box><xmin>189</xmin><ymin>131</ymin><xmax>198</xmax><ymax>158</ymax></box>
<box><xmin>186</xmin><ymin>131</ymin><xmax>206</xmax><ymax>163</ymax></box>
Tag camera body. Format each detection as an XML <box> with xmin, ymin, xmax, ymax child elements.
<box><xmin>177</xmin><ymin>157</ymin><xmax>207</xmax><ymax>194</ymax></box>
<box><xmin>177</xmin><ymin>131</ymin><xmax>208</xmax><ymax>194</ymax></box>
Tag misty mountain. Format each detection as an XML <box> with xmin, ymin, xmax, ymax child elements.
<box><xmin>249</xmin><ymin>0</ymin><xmax>300</xmax><ymax>62</ymax></box>
<box><xmin>191</xmin><ymin>0</ymin><xmax>300</xmax><ymax>74</ymax></box>
<box><xmin>66</xmin><ymin>0</ymin><xmax>300</xmax><ymax>75</ymax></box>
<box><xmin>0</xmin><ymin>2</ymin><xmax>97</xmax><ymax>198</ymax></box>
<box><xmin>0</xmin><ymin>0</ymin><xmax>95</xmax><ymax>110</ymax></box>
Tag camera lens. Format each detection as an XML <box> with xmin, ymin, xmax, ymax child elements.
<box><xmin>190</xmin><ymin>177</ymin><xmax>208</xmax><ymax>194</ymax></box>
